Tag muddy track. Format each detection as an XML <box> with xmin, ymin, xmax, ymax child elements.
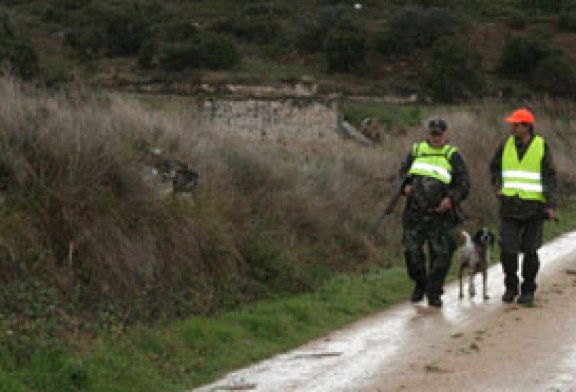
<box><xmin>193</xmin><ymin>231</ymin><xmax>576</xmax><ymax>392</ymax></box>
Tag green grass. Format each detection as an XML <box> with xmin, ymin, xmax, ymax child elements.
<box><xmin>236</xmin><ymin>56</ymin><xmax>324</xmax><ymax>82</ymax></box>
<box><xmin>0</xmin><ymin>266</ymin><xmax>411</xmax><ymax>392</ymax></box>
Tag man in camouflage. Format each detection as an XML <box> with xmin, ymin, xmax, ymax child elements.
<box><xmin>399</xmin><ymin>118</ymin><xmax>470</xmax><ymax>307</ymax></box>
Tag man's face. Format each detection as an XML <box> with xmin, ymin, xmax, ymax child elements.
<box><xmin>429</xmin><ymin>130</ymin><xmax>448</xmax><ymax>147</ymax></box>
<box><xmin>510</xmin><ymin>122</ymin><xmax>529</xmax><ymax>138</ymax></box>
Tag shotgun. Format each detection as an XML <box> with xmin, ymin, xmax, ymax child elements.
<box><xmin>369</xmin><ymin>182</ymin><xmax>405</xmax><ymax>239</ymax></box>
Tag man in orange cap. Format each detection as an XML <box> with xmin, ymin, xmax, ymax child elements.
<box><xmin>489</xmin><ymin>108</ymin><xmax>557</xmax><ymax>305</ymax></box>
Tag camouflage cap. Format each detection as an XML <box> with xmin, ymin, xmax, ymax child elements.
<box><xmin>428</xmin><ymin>118</ymin><xmax>447</xmax><ymax>134</ymax></box>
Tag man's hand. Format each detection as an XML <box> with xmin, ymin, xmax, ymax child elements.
<box><xmin>435</xmin><ymin>197</ymin><xmax>452</xmax><ymax>213</ymax></box>
<box><xmin>402</xmin><ymin>185</ymin><xmax>414</xmax><ymax>196</ymax></box>
<box><xmin>545</xmin><ymin>207</ymin><xmax>556</xmax><ymax>221</ymax></box>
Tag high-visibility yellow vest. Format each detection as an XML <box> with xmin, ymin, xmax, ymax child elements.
<box><xmin>501</xmin><ymin>135</ymin><xmax>545</xmax><ymax>202</ymax></box>
<box><xmin>408</xmin><ymin>142</ymin><xmax>457</xmax><ymax>184</ymax></box>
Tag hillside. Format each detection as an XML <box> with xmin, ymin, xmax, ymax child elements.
<box><xmin>2</xmin><ymin>0</ymin><xmax>576</xmax><ymax>100</ymax></box>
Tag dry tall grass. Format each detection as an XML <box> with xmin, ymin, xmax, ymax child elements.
<box><xmin>0</xmin><ymin>78</ymin><xmax>574</xmax><ymax>325</ymax></box>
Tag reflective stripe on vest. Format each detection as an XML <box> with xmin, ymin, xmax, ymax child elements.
<box><xmin>407</xmin><ymin>142</ymin><xmax>456</xmax><ymax>184</ymax></box>
<box><xmin>501</xmin><ymin>135</ymin><xmax>545</xmax><ymax>201</ymax></box>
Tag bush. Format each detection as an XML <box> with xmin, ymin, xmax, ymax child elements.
<box><xmin>159</xmin><ymin>33</ymin><xmax>241</xmax><ymax>71</ymax></box>
<box><xmin>137</xmin><ymin>40</ymin><xmax>156</xmax><ymax>70</ymax></box>
<box><xmin>159</xmin><ymin>42</ymin><xmax>202</xmax><ymax>71</ymax></box>
<box><xmin>64</xmin><ymin>24</ymin><xmax>106</xmax><ymax>61</ymax></box>
<box><xmin>212</xmin><ymin>3</ymin><xmax>286</xmax><ymax>44</ymax></box>
<box><xmin>198</xmin><ymin>33</ymin><xmax>242</xmax><ymax>70</ymax></box>
<box><xmin>498</xmin><ymin>35</ymin><xmax>554</xmax><ymax>80</ymax></box>
<box><xmin>48</xmin><ymin>0</ymin><xmax>90</xmax><ymax>10</ymax></box>
<box><xmin>242</xmin><ymin>2</ymin><xmax>289</xmax><ymax>16</ymax></box>
<box><xmin>325</xmin><ymin>30</ymin><xmax>367</xmax><ymax>73</ymax></box>
<box><xmin>532</xmin><ymin>55</ymin><xmax>576</xmax><ymax>98</ymax></box>
<box><xmin>421</xmin><ymin>36</ymin><xmax>484</xmax><ymax>102</ymax></box>
<box><xmin>160</xmin><ymin>19</ymin><xmax>200</xmax><ymax>42</ymax></box>
<box><xmin>497</xmin><ymin>34</ymin><xmax>576</xmax><ymax>98</ymax></box>
<box><xmin>375</xmin><ymin>6</ymin><xmax>462</xmax><ymax>55</ymax></box>
<box><xmin>558</xmin><ymin>0</ymin><xmax>576</xmax><ymax>30</ymax></box>
<box><xmin>558</xmin><ymin>10</ymin><xmax>576</xmax><ymax>31</ymax></box>
<box><xmin>64</xmin><ymin>1</ymin><xmax>167</xmax><ymax>59</ymax></box>
<box><xmin>295</xmin><ymin>5</ymin><xmax>363</xmax><ymax>53</ymax></box>
<box><xmin>213</xmin><ymin>14</ymin><xmax>281</xmax><ymax>44</ymax></box>
<box><xmin>519</xmin><ymin>0</ymin><xmax>562</xmax><ymax>13</ymax></box>
<box><xmin>5</xmin><ymin>41</ymin><xmax>38</xmax><ymax>79</ymax></box>
<box><xmin>506</xmin><ymin>9</ymin><xmax>528</xmax><ymax>30</ymax></box>
<box><xmin>0</xmin><ymin>15</ymin><xmax>39</xmax><ymax>79</ymax></box>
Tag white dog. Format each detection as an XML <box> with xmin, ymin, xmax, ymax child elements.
<box><xmin>456</xmin><ymin>228</ymin><xmax>495</xmax><ymax>300</ymax></box>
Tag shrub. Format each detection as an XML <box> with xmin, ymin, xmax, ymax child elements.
<box><xmin>375</xmin><ymin>6</ymin><xmax>462</xmax><ymax>55</ymax></box>
<box><xmin>137</xmin><ymin>40</ymin><xmax>156</xmax><ymax>70</ymax></box>
<box><xmin>0</xmin><ymin>15</ymin><xmax>38</xmax><ymax>79</ymax></box>
<box><xmin>242</xmin><ymin>2</ymin><xmax>289</xmax><ymax>16</ymax></box>
<box><xmin>212</xmin><ymin>3</ymin><xmax>286</xmax><ymax>44</ymax></box>
<box><xmin>159</xmin><ymin>33</ymin><xmax>241</xmax><ymax>71</ymax></box>
<box><xmin>64</xmin><ymin>1</ymin><xmax>167</xmax><ymax>59</ymax></box>
<box><xmin>558</xmin><ymin>10</ymin><xmax>576</xmax><ymax>31</ymax></box>
<box><xmin>48</xmin><ymin>0</ymin><xmax>91</xmax><ymax>10</ymax></box>
<box><xmin>160</xmin><ymin>19</ymin><xmax>200</xmax><ymax>42</ymax></box>
<box><xmin>498</xmin><ymin>35</ymin><xmax>554</xmax><ymax>80</ymax></box>
<box><xmin>213</xmin><ymin>14</ymin><xmax>281</xmax><ymax>44</ymax></box>
<box><xmin>506</xmin><ymin>9</ymin><xmax>528</xmax><ymax>30</ymax></box>
<box><xmin>198</xmin><ymin>33</ymin><xmax>242</xmax><ymax>70</ymax></box>
<box><xmin>159</xmin><ymin>42</ymin><xmax>202</xmax><ymax>71</ymax></box>
<box><xmin>497</xmin><ymin>34</ymin><xmax>576</xmax><ymax>98</ymax></box>
<box><xmin>295</xmin><ymin>5</ymin><xmax>363</xmax><ymax>53</ymax></box>
<box><xmin>532</xmin><ymin>55</ymin><xmax>576</xmax><ymax>98</ymax></box>
<box><xmin>325</xmin><ymin>30</ymin><xmax>367</xmax><ymax>73</ymax></box>
<box><xmin>64</xmin><ymin>23</ymin><xmax>106</xmax><ymax>61</ymax></box>
<box><xmin>558</xmin><ymin>0</ymin><xmax>576</xmax><ymax>30</ymax></box>
<box><xmin>5</xmin><ymin>41</ymin><xmax>38</xmax><ymax>79</ymax></box>
<box><xmin>519</xmin><ymin>0</ymin><xmax>562</xmax><ymax>13</ymax></box>
<box><xmin>421</xmin><ymin>36</ymin><xmax>484</xmax><ymax>102</ymax></box>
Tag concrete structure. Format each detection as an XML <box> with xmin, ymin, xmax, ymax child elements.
<box><xmin>197</xmin><ymin>97</ymin><xmax>340</xmax><ymax>141</ymax></box>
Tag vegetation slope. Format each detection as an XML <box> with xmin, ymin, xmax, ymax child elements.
<box><xmin>3</xmin><ymin>0</ymin><xmax>576</xmax><ymax>100</ymax></box>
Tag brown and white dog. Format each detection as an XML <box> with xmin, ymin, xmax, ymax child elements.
<box><xmin>456</xmin><ymin>228</ymin><xmax>495</xmax><ymax>300</ymax></box>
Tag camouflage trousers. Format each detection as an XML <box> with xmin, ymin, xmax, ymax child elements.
<box><xmin>402</xmin><ymin>210</ymin><xmax>457</xmax><ymax>297</ymax></box>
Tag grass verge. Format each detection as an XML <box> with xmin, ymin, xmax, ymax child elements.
<box><xmin>0</xmin><ymin>266</ymin><xmax>411</xmax><ymax>392</ymax></box>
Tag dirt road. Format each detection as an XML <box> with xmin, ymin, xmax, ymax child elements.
<box><xmin>193</xmin><ymin>231</ymin><xmax>576</xmax><ymax>392</ymax></box>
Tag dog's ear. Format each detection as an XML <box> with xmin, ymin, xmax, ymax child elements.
<box><xmin>456</xmin><ymin>230</ymin><xmax>469</xmax><ymax>246</ymax></box>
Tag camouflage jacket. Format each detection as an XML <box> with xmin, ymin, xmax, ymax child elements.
<box><xmin>399</xmin><ymin>141</ymin><xmax>470</xmax><ymax>216</ymax></box>
<box><xmin>489</xmin><ymin>134</ymin><xmax>557</xmax><ymax>219</ymax></box>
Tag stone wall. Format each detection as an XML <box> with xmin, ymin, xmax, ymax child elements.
<box><xmin>196</xmin><ymin>98</ymin><xmax>339</xmax><ymax>141</ymax></box>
